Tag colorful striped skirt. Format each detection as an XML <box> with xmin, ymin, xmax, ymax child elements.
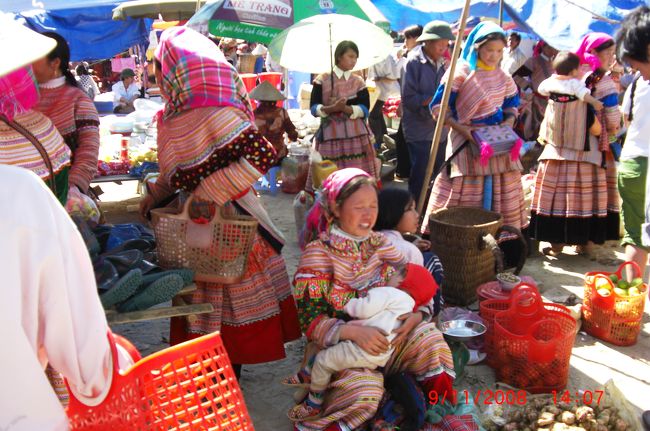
<box><xmin>172</xmin><ymin>233</ymin><xmax>301</xmax><ymax>364</ymax></box>
<box><xmin>306</xmin><ymin>134</ymin><xmax>379</xmax><ymax>191</ymax></box>
<box><xmin>529</xmin><ymin>158</ymin><xmax>620</xmax><ymax>245</ymax></box>
<box><xmin>296</xmin><ymin>323</ymin><xmax>454</xmax><ymax>431</ymax></box>
<box><xmin>422</xmin><ymin>170</ymin><xmax>528</xmax><ymax>236</ymax></box>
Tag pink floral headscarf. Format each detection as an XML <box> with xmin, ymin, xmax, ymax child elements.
<box><xmin>301</xmin><ymin>168</ymin><xmax>372</xmax><ymax>248</ymax></box>
<box><xmin>575</xmin><ymin>33</ymin><xmax>614</xmax><ymax>72</ymax></box>
<box><xmin>0</xmin><ymin>66</ymin><xmax>39</xmax><ymax>121</ymax></box>
<box><xmin>154</xmin><ymin>26</ymin><xmax>253</xmax><ymax>122</ymax></box>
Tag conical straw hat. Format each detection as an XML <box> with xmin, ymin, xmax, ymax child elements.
<box><xmin>0</xmin><ymin>16</ymin><xmax>56</xmax><ymax>77</ymax></box>
<box><xmin>248</xmin><ymin>80</ymin><xmax>285</xmax><ymax>101</ymax></box>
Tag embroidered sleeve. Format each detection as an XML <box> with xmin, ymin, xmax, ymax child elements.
<box><xmin>293</xmin><ymin>243</ymin><xmax>343</xmax><ymax>344</ymax></box>
<box><xmin>378</xmin><ymin>237</ymin><xmax>409</xmax><ymax>268</ymax></box>
<box><xmin>169</xmin><ymin>127</ymin><xmax>276</xmax><ymax>194</ymax></box>
<box><xmin>430</xmin><ymin>63</ymin><xmax>468</xmax><ymax>116</ymax></box>
<box><xmin>69</xmin><ymin>95</ymin><xmax>100</xmax><ymax>191</ymax></box>
<box><xmin>594</xmin><ymin>76</ymin><xmax>621</xmax><ymax>136</ymax></box>
<box><xmin>502</xmin><ymin>75</ymin><xmax>520</xmax><ymax>117</ymax></box>
<box><xmin>349</xmin><ymin>88</ymin><xmax>370</xmax><ymax>118</ymax></box>
<box><xmin>193</xmin><ymin>158</ymin><xmax>261</xmax><ymax>205</ymax></box>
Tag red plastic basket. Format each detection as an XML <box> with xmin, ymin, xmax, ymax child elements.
<box><xmin>66</xmin><ymin>332</ymin><xmax>254</xmax><ymax>431</ymax></box>
<box><xmin>492</xmin><ymin>286</ymin><xmax>576</xmax><ymax>394</ymax></box>
<box><xmin>480</xmin><ymin>283</ymin><xmax>540</xmax><ymax>367</ymax></box>
<box><xmin>582</xmin><ymin>261</ymin><xmax>648</xmax><ymax>346</ymax></box>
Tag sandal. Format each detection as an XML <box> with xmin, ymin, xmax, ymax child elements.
<box><xmin>542</xmin><ymin>245</ymin><xmax>563</xmax><ymax>257</ymax></box>
<box><xmin>282</xmin><ymin>371</ymin><xmax>311</xmax><ymax>387</ymax></box>
<box><xmin>100</xmin><ymin>269</ymin><xmax>143</xmax><ymax>309</ymax></box>
<box><xmin>287</xmin><ymin>403</ymin><xmax>322</xmax><ymax>422</ymax></box>
<box><xmin>116</xmin><ymin>273</ymin><xmax>185</xmax><ymax>312</ymax></box>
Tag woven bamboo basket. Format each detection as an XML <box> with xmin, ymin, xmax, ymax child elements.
<box><xmin>428</xmin><ymin>207</ymin><xmax>525</xmax><ymax>305</ymax></box>
<box><xmin>151</xmin><ymin>197</ymin><xmax>258</xmax><ymax>284</ymax></box>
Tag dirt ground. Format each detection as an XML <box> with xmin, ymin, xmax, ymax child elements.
<box><xmin>97</xmin><ymin>178</ymin><xmax>650</xmax><ymax>431</ymax></box>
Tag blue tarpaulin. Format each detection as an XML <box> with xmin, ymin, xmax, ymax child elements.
<box><xmin>370</xmin><ymin>0</ymin><xmax>505</xmax><ymax>31</ymax></box>
<box><xmin>504</xmin><ymin>0</ymin><xmax>650</xmax><ymax>50</ymax></box>
<box><xmin>371</xmin><ymin>0</ymin><xmax>649</xmax><ymax>50</ymax></box>
<box><xmin>3</xmin><ymin>1</ymin><xmax>151</xmax><ymax>61</ymax></box>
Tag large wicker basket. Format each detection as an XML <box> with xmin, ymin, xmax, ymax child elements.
<box><xmin>428</xmin><ymin>207</ymin><xmax>525</xmax><ymax>305</ymax></box>
<box><xmin>151</xmin><ymin>198</ymin><xmax>258</xmax><ymax>284</ymax></box>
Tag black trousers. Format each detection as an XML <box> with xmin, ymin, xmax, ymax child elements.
<box><xmin>368</xmin><ymin>99</ymin><xmax>387</xmax><ymax>148</ymax></box>
<box><xmin>394</xmin><ymin>122</ymin><xmax>411</xmax><ymax>178</ymax></box>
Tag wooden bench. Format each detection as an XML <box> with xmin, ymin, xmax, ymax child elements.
<box><xmin>106</xmin><ymin>284</ymin><xmax>213</xmax><ymax>324</ymax></box>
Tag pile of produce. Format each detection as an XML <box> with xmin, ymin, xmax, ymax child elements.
<box><xmin>494</xmin><ymin>355</ymin><xmax>567</xmax><ymax>391</ymax></box>
<box><xmin>484</xmin><ymin>396</ymin><xmax>632</xmax><ymax>431</ymax></box>
<box><xmin>587</xmin><ymin>274</ymin><xmax>645</xmax><ymax>298</ymax></box>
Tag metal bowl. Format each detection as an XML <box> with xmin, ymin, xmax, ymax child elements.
<box><xmin>439</xmin><ymin>319</ymin><xmax>487</xmax><ymax>342</ymax></box>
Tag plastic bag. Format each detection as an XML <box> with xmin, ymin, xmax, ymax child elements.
<box><xmin>130</xmin><ymin>161</ymin><xmax>159</xmax><ymax>178</ymax></box>
<box><xmin>66</xmin><ymin>187</ymin><xmax>101</xmax><ymax>223</ymax></box>
<box><xmin>106</xmin><ymin>224</ymin><xmax>145</xmax><ymax>252</ymax></box>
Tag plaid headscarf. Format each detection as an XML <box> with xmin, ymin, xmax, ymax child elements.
<box><xmin>0</xmin><ymin>66</ymin><xmax>39</xmax><ymax>121</ymax></box>
<box><xmin>154</xmin><ymin>26</ymin><xmax>254</xmax><ymax>122</ymax></box>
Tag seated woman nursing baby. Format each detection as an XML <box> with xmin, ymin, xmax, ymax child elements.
<box><xmin>290</xmin><ymin>168</ymin><xmax>454</xmax><ymax>431</ymax></box>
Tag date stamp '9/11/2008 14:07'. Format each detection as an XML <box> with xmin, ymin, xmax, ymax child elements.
<box><xmin>428</xmin><ymin>390</ymin><xmax>605</xmax><ymax>406</ymax></box>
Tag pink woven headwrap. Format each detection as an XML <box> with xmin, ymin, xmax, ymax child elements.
<box><xmin>154</xmin><ymin>26</ymin><xmax>253</xmax><ymax>122</ymax></box>
<box><xmin>301</xmin><ymin>168</ymin><xmax>372</xmax><ymax>248</ymax></box>
<box><xmin>0</xmin><ymin>67</ymin><xmax>39</xmax><ymax>121</ymax></box>
<box><xmin>575</xmin><ymin>33</ymin><xmax>614</xmax><ymax>72</ymax></box>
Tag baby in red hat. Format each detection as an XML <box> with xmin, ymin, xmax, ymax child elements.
<box><xmin>285</xmin><ymin>263</ymin><xmax>438</xmax><ymax>421</ymax></box>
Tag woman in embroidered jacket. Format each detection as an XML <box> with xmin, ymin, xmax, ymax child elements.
<box><xmin>293</xmin><ymin>168</ymin><xmax>454</xmax><ymax>431</ymax></box>
<box><xmin>529</xmin><ymin>33</ymin><xmax>621</xmax><ymax>255</ymax></box>
<box><xmin>0</xmin><ymin>66</ymin><xmax>71</xmax><ymax>205</ymax></box>
<box><xmin>140</xmin><ymin>27</ymin><xmax>300</xmax><ymax>374</ymax></box>
<box><xmin>32</xmin><ymin>32</ymin><xmax>100</xmax><ymax>195</ymax></box>
<box><xmin>307</xmin><ymin>40</ymin><xmax>379</xmax><ymax>191</ymax></box>
<box><xmin>422</xmin><ymin>23</ymin><xmax>527</xmax><ymax>242</ymax></box>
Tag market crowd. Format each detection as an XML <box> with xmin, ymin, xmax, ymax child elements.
<box><xmin>2</xmin><ymin>5</ymin><xmax>650</xmax><ymax>431</ymax></box>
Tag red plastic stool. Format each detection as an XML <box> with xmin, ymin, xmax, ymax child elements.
<box><xmin>240</xmin><ymin>73</ymin><xmax>258</xmax><ymax>109</ymax></box>
<box><xmin>258</xmin><ymin>72</ymin><xmax>283</xmax><ymax>107</ymax></box>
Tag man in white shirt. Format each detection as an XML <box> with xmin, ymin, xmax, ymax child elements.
<box><xmin>112</xmin><ymin>68</ymin><xmax>140</xmax><ymax>114</ymax></box>
<box><xmin>501</xmin><ymin>32</ymin><xmax>527</xmax><ymax>76</ymax></box>
<box><xmin>368</xmin><ymin>51</ymin><xmax>401</xmax><ymax>149</ymax></box>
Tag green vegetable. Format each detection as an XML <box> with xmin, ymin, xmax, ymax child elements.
<box><xmin>617</xmin><ymin>280</ymin><xmax>629</xmax><ymax>289</ymax></box>
<box><xmin>609</xmin><ymin>274</ymin><xmax>619</xmax><ymax>284</ymax></box>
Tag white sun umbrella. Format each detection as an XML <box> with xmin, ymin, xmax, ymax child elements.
<box><xmin>268</xmin><ymin>13</ymin><xmax>393</xmax><ymax>75</ymax></box>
